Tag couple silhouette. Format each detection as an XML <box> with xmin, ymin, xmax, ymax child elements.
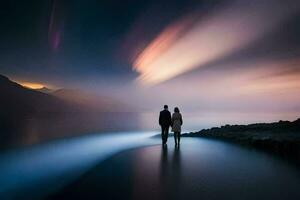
<box><xmin>159</xmin><ymin>105</ymin><xmax>183</xmax><ymax>146</ymax></box>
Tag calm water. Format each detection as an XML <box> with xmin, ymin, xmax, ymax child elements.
<box><xmin>3</xmin><ymin>111</ymin><xmax>298</xmax><ymax>148</ymax></box>
<box><xmin>0</xmin><ymin>132</ymin><xmax>299</xmax><ymax>200</ymax></box>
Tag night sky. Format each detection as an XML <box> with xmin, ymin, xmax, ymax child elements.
<box><xmin>1</xmin><ymin>0</ymin><xmax>300</xmax><ymax>115</ymax></box>
<box><xmin>0</xmin><ymin>0</ymin><xmax>211</xmax><ymax>83</ymax></box>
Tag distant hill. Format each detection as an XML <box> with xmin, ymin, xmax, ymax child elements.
<box><xmin>0</xmin><ymin>74</ymin><xmax>138</xmax><ymax>148</ymax></box>
<box><xmin>36</xmin><ymin>86</ymin><xmax>53</xmax><ymax>94</ymax></box>
<box><xmin>0</xmin><ymin>74</ymin><xmax>72</xmax><ymax>117</ymax></box>
<box><xmin>0</xmin><ymin>74</ymin><xmax>74</xmax><ymax>146</ymax></box>
<box><xmin>0</xmin><ymin>74</ymin><xmax>131</xmax><ymax>116</ymax></box>
<box><xmin>185</xmin><ymin>119</ymin><xmax>300</xmax><ymax>140</ymax></box>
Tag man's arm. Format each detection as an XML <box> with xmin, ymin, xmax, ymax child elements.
<box><xmin>159</xmin><ymin>112</ymin><xmax>162</xmax><ymax>126</ymax></box>
<box><xmin>168</xmin><ymin>112</ymin><xmax>172</xmax><ymax>126</ymax></box>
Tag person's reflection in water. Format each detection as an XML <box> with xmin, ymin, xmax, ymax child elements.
<box><xmin>160</xmin><ymin>144</ymin><xmax>168</xmax><ymax>178</ymax></box>
<box><xmin>171</xmin><ymin>145</ymin><xmax>181</xmax><ymax>199</ymax></box>
<box><xmin>159</xmin><ymin>144</ymin><xmax>168</xmax><ymax>199</ymax></box>
<box><xmin>159</xmin><ymin>144</ymin><xmax>182</xmax><ymax>200</ymax></box>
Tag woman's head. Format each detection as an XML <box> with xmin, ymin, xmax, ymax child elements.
<box><xmin>174</xmin><ymin>107</ymin><xmax>180</xmax><ymax>113</ymax></box>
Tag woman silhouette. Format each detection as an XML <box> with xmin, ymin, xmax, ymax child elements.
<box><xmin>171</xmin><ymin>107</ymin><xmax>183</xmax><ymax>145</ymax></box>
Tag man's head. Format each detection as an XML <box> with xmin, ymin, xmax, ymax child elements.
<box><xmin>164</xmin><ymin>105</ymin><xmax>168</xmax><ymax>110</ymax></box>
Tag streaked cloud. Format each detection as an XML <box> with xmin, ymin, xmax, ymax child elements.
<box><xmin>133</xmin><ymin>0</ymin><xmax>300</xmax><ymax>85</ymax></box>
<box><xmin>48</xmin><ymin>0</ymin><xmax>64</xmax><ymax>51</ymax></box>
<box><xmin>129</xmin><ymin>57</ymin><xmax>300</xmax><ymax>113</ymax></box>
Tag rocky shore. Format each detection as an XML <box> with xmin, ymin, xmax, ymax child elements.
<box><xmin>183</xmin><ymin>119</ymin><xmax>300</xmax><ymax>165</ymax></box>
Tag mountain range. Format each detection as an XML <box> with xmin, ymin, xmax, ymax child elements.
<box><xmin>0</xmin><ymin>74</ymin><xmax>137</xmax><ymax>148</ymax></box>
<box><xmin>0</xmin><ymin>74</ymin><xmax>130</xmax><ymax>117</ymax></box>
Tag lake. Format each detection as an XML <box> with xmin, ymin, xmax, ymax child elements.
<box><xmin>2</xmin><ymin>111</ymin><xmax>298</xmax><ymax>148</ymax></box>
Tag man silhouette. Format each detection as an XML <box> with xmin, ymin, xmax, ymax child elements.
<box><xmin>159</xmin><ymin>105</ymin><xmax>172</xmax><ymax>144</ymax></box>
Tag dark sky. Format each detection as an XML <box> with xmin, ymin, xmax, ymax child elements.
<box><xmin>0</xmin><ymin>0</ymin><xmax>300</xmax><ymax>115</ymax></box>
<box><xmin>0</xmin><ymin>0</ymin><xmax>220</xmax><ymax>85</ymax></box>
<box><xmin>1</xmin><ymin>0</ymin><xmax>299</xmax><ymax>83</ymax></box>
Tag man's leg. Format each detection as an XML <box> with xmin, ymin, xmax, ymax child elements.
<box><xmin>161</xmin><ymin>126</ymin><xmax>165</xmax><ymax>144</ymax></box>
<box><xmin>164</xmin><ymin>126</ymin><xmax>169</xmax><ymax>143</ymax></box>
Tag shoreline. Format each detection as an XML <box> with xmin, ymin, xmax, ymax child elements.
<box><xmin>182</xmin><ymin>119</ymin><xmax>300</xmax><ymax>166</ymax></box>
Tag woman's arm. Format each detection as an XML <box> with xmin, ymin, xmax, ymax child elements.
<box><xmin>180</xmin><ymin>114</ymin><xmax>183</xmax><ymax>125</ymax></box>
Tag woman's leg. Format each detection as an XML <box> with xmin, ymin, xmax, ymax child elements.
<box><xmin>178</xmin><ymin>132</ymin><xmax>181</xmax><ymax>145</ymax></box>
<box><xmin>174</xmin><ymin>132</ymin><xmax>177</xmax><ymax>144</ymax></box>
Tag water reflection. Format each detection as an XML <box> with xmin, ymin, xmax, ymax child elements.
<box><xmin>159</xmin><ymin>145</ymin><xmax>169</xmax><ymax>199</ymax></box>
<box><xmin>1</xmin><ymin>113</ymin><xmax>145</xmax><ymax>148</ymax></box>
<box><xmin>128</xmin><ymin>138</ymin><xmax>300</xmax><ymax>200</ymax></box>
<box><xmin>160</xmin><ymin>145</ymin><xmax>168</xmax><ymax>179</ymax></box>
<box><xmin>40</xmin><ymin>136</ymin><xmax>300</xmax><ymax>200</ymax></box>
<box><xmin>159</xmin><ymin>144</ymin><xmax>182</xmax><ymax>200</ymax></box>
<box><xmin>172</xmin><ymin>145</ymin><xmax>181</xmax><ymax>199</ymax></box>
<box><xmin>0</xmin><ymin>132</ymin><xmax>158</xmax><ymax>199</ymax></box>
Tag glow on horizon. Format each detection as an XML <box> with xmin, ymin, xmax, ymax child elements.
<box><xmin>133</xmin><ymin>0</ymin><xmax>300</xmax><ymax>85</ymax></box>
<box><xmin>19</xmin><ymin>82</ymin><xmax>45</xmax><ymax>90</ymax></box>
